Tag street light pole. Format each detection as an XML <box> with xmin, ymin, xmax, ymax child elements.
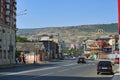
<box><xmin>34</xmin><ymin>42</ymin><xmax>36</xmax><ymax>64</ymax></box>
<box><xmin>9</xmin><ymin>27</ymin><xmax>12</xmax><ymax>64</ymax></box>
<box><xmin>9</xmin><ymin>12</ymin><xmax>14</xmax><ymax>64</ymax></box>
<box><xmin>82</xmin><ymin>40</ymin><xmax>86</xmax><ymax>57</ymax></box>
<box><xmin>118</xmin><ymin>0</ymin><xmax>120</xmax><ymax>72</ymax></box>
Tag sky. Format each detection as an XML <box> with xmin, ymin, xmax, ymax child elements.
<box><xmin>16</xmin><ymin>0</ymin><xmax>118</xmax><ymax>29</ymax></box>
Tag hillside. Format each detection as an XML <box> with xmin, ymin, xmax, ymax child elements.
<box><xmin>17</xmin><ymin>23</ymin><xmax>118</xmax><ymax>44</ymax></box>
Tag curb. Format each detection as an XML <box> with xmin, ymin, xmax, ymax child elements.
<box><xmin>0</xmin><ymin>63</ymin><xmax>33</xmax><ymax>69</ymax></box>
<box><xmin>0</xmin><ymin>61</ymin><xmax>50</xmax><ymax>69</ymax></box>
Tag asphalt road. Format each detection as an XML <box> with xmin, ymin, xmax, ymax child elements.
<box><xmin>0</xmin><ymin>59</ymin><xmax>118</xmax><ymax>80</ymax></box>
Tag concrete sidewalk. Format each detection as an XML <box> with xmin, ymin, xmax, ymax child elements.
<box><xmin>0</xmin><ymin>61</ymin><xmax>50</xmax><ymax>69</ymax></box>
<box><xmin>0</xmin><ymin>59</ymin><xmax>60</xmax><ymax>69</ymax></box>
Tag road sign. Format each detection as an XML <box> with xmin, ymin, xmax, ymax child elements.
<box><xmin>35</xmin><ymin>45</ymin><xmax>39</xmax><ymax>49</ymax></box>
<box><xmin>26</xmin><ymin>47</ymin><xmax>30</xmax><ymax>53</ymax></box>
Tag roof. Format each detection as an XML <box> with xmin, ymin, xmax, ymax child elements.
<box><xmin>16</xmin><ymin>42</ymin><xmax>44</xmax><ymax>51</ymax></box>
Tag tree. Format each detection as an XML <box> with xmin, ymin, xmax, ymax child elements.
<box><xmin>16</xmin><ymin>36</ymin><xmax>28</xmax><ymax>42</ymax></box>
<box><xmin>15</xmin><ymin>51</ymin><xmax>21</xmax><ymax>58</ymax></box>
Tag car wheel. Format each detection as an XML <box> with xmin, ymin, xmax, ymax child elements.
<box><xmin>111</xmin><ymin>72</ymin><xmax>114</xmax><ymax>75</ymax></box>
<box><xmin>97</xmin><ymin>72</ymin><xmax>99</xmax><ymax>75</ymax></box>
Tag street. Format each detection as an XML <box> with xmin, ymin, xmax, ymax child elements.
<box><xmin>0</xmin><ymin>59</ymin><xmax>118</xmax><ymax>80</ymax></box>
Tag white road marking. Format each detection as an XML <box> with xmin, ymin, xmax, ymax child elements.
<box><xmin>31</xmin><ymin>72</ymin><xmax>53</xmax><ymax>79</ymax></box>
<box><xmin>62</xmin><ymin>63</ymin><xmax>77</xmax><ymax>67</ymax></box>
<box><xmin>0</xmin><ymin>67</ymin><xmax>57</xmax><ymax>77</ymax></box>
<box><xmin>58</xmin><ymin>68</ymin><xmax>70</xmax><ymax>72</ymax></box>
<box><xmin>0</xmin><ymin>63</ymin><xmax>77</xmax><ymax>77</ymax></box>
<box><xmin>8</xmin><ymin>67</ymin><xmax>57</xmax><ymax>75</ymax></box>
<box><xmin>0</xmin><ymin>62</ymin><xmax>97</xmax><ymax>79</ymax></box>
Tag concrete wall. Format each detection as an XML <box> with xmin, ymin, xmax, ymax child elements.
<box><xmin>0</xmin><ymin>25</ymin><xmax>16</xmax><ymax>65</ymax></box>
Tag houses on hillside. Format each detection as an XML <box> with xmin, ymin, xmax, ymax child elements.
<box><xmin>84</xmin><ymin>35</ymin><xmax>119</xmax><ymax>59</ymax></box>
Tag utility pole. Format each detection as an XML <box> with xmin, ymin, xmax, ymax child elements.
<box><xmin>118</xmin><ymin>0</ymin><xmax>120</xmax><ymax>72</ymax></box>
<box><xmin>9</xmin><ymin>27</ymin><xmax>12</xmax><ymax>64</ymax></box>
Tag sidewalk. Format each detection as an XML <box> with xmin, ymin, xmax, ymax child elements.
<box><xmin>0</xmin><ymin>63</ymin><xmax>34</xmax><ymax>69</ymax></box>
<box><xmin>0</xmin><ymin>61</ymin><xmax>50</xmax><ymax>69</ymax></box>
<box><xmin>0</xmin><ymin>59</ymin><xmax>60</xmax><ymax>69</ymax></box>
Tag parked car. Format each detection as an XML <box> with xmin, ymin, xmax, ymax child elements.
<box><xmin>97</xmin><ymin>61</ymin><xmax>114</xmax><ymax>75</ymax></box>
<box><xmin>114</xmin><ymin>58</ymin><xmax>119</xmax><ymax>64</ymax></box>
<box><xmin>77</xmin><ymin>57</ymin><xmax>86</xmax><ymax>64</ymax></box>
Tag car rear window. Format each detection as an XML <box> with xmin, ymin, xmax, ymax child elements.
<box><xmin>98</xmin><ymin>61</ymin><xmax>111</xmax><ymax>66</ymax></box>
<box><xmin>79</xmin><ymin>58</ymin><xmax>84</xmax><ymax>59</ymax></box>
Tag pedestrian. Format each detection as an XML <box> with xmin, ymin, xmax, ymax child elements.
<box><xmin>23</xmin><ymin>56</ymin><xmax>26</xmax><ymax>64</ymax></box>
<box><xmin>18</xmin><ymin>57</ymin><xmax>21</xmax><ymax>63</ymax></box>
<box><xmin>15</xmin><ymin>58</ymin><xmax>18</xmax><ymax>64</ymax></box>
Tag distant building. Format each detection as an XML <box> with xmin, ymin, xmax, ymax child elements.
<box><xmin>0</xmin><ymin>0</ymin><xmax>17</xmax><ymax>65</ymax></box>
<box><xmin>70</xmin><ymin>43</ymin><xmax>80</xmax><ymax>50</ymax></box>
<box><xmin>84</xmin><ymin>35</ymin><xmax>119</xmax><ymax>59</ymax></box>
<box><xmin>16</xmin><ymin>42</ymin><xmax>45</xmax><ymax>63</ymax></box>
<box><xmin>39</xmin><ymin>34</ymin><xmax>64</xmax><ymax>59</ymax></box>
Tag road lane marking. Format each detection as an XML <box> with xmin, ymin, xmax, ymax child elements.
<box><xmin>62</xmin><ymin>63</ymin><xmax>77</xmax><ymax>67</ymax></box>
<box><xmin>0</xmin><ymin>62</ymin><xmax>95</xmax><ymax>77</ymax></box>
<box><xmin>58</xmin><ymin>68</ymin><xmax>70</xmax><ymax>72</ymax></box>
<box><xmin>0</xmin><ymin>62</ymin><xmax>97</xmax><ymax>79</ymax></box>
<box><xmin>0</xmin><ymin>63</ymin><xmax>77</xmax><ymax>77</ymax></box>
<box><xmin>0</xmin><ymin>67</ymin><xmax>57</xmax><ymax>77</ymax></box>
<box><xmin>9</xmin><ymin>67</ymin><xmax>57</xmax><ymax>75</ymax></box>
<box><xmin>31</xmin><ymin>72</ymin><xmax>53</xmax><ymax>79</ymax></box>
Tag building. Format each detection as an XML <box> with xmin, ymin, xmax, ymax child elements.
<box><xmin>0</xmin><ymin>0</ymin><xmax>17</xmax><ymax>64</ymax></box>
<box><xmin>39</xmin><ymin>34</ymin><xmax>65</xmax><ymax>59</ymax></box>
<box><xmin>39</xmin><ymin>34</ymin><xmax>59</xmax><ymax>59</ymax></box>
<box><xmin>16</xmin><ymin>42</ymin><xmax>45</xmax><ymax>63</ymax></box>
<box><xmin>84</xmin><ymin>35</ymin><xmax>119</xmax><ymax>59</ymax></box>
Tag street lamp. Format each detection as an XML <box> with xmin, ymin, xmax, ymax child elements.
<box><xmin>9</xmin><ymin>13</ymin><xmax>13</xmax><ymax>64</ymax></box>
<box><xmin>118</xmin><ymin>0</ymin><xmax>120</xmax><ymax>72</ymax></box>
<box><xmin>82</xmin><ymin>40</ymin><xmax>86</xmax><ymax>57</ymax></box>
<box><xmin>34</xmin><ymin>39</ymin><xmax>37</xmax><ymax>64</ymax></box>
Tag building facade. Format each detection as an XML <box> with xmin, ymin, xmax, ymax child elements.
<box><xmin>0</xmin><ymin>0</ymin><xmax>17</xmax><ymax>65</ymax></box>
<box><xmin>84</xmin><ymin>35</ymin><xmax>119</xmax><ymax>59</ymax></box>
<box><xmin>16</xmin><ymin>42</ymin><xmax>45</xmax><ymax>63</ymax></box>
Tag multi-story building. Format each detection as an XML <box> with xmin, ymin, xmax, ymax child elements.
<box><xmin>0</xmin><ymin>0</ymin><xmax>17</xmax><ymax>65</ymax></box>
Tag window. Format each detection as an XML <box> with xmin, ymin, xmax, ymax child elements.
<box><xmin>5</xmin><ymin>4</ymin><xmax>10</xmax><ymax>9</ymax></box>
<box><xmin>2</xmin><ymin>29</ymin><xmax>5</xmax><ymax>33</ymax></box>
<box><xmin>5</xmin><ymin>17</ymin><xmax>10</xmax><ymax>22</ymax></box>
<box><xmin>5</xmin><ymin>10</ymin><xmax>10</xmax><ymax>15</ymax></box>
<box><xmin>4</xmin><ymin>50</ymin><xmax>6</xmax><ymax>59</ymax></box>
<box><xmin>6</xmin><ymin>0</ymin><xmax>10</xmax><ymax>2</ymax></box>
<box><xmin>0</xmin><ymin>50</ymin><xmax>2</xmax><ymax>58</ymax></box>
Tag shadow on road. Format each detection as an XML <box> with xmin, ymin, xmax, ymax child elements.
<box><xmin>0</xmin><ymin>63</ymin><xmax>58</xmax><ymax>73</ymax></box>
<box><xmin>0</xmin><ymin>75</ymin><xmax>112</xmax><ymax>80</ymax></box>
<box><xmin>100</xmin><ymin>73</ymin><xmax>114</xmax><ymax>75</ymax></box>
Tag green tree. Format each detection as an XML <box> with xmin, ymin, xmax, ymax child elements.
<box><xmin>15</xmin><ymin>51</ymin><xmax>21</xmax><ymax>58</ymax></box>
<box><xmin>16</xmin><ymin>36</ymin><xmax>28</xmax><ymax>42</ymax></box>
